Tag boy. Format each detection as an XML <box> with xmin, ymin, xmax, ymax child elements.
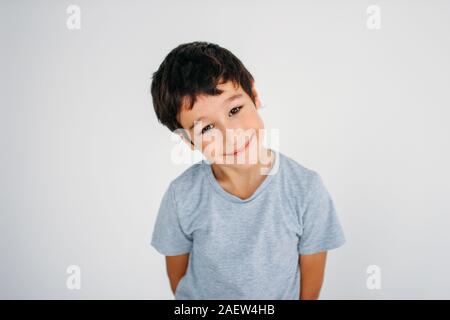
<box><xmin>150</xmin><ymin>41</ymin><xmax>346</xmax><ymax>300</ymax></box>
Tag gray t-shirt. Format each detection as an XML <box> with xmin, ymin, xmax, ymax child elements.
<box><xmin>150</xmin><ymin>149</ymin><xmax>346</xmax><ymax>299</ymax></box>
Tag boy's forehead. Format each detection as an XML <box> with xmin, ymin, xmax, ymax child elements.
<box><xmin>192</xmin><ymin>81</ymin><xmax>241</xmax><ymax>107</ymax></box>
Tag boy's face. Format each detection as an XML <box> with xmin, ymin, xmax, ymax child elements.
<box><xmin>177</xmin><ymin>80</ymin><xmax>265</xmax><ymax>165</ymax></box>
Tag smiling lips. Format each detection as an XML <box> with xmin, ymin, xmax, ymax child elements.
<box><xmin>225</xmin><ymin>133</ymin><xmax>255</xmax><ymax>156</ymax></box>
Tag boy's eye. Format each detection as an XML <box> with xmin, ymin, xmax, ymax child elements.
<box><xmin>229</xmin><ymin>106</ymin><xmax>243</xmax><ymax>117</ymax></box>
<box><xmin>201</xmin><ymin>124</ymin><xmax>214</xmax><ymax>135</ymax></box>
<box><xmin>199</xmin><ymin>106</ymin><xmax>243</xmax><ymax>135</ymax></box>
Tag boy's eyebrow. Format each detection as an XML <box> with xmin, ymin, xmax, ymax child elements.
<box><xmin>222</xmin><ymin>93</ymin><xmax>243</xmax><ymax>107</ymax></box>
<box><xmin>188</xmin><ymin>93</ymin><xmax>243</xmax><ymax>130</ymax></box>
<box><xmin>189</xmin><ymin>117</ymin><xmax>206</xmax><ymax>130</ymax></box>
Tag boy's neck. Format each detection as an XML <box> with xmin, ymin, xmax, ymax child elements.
<box><xmin>209</xmin><ymin>147</ymin><xmax>275</xmax><ymax>199</ymax></box>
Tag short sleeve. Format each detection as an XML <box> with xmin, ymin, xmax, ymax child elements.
<box><xmin>298</xmin><ymin>172</ymin><xmax>346</xmax><ymax>255</ymax></box>
<box><xmin>150</xmin><ymin>183</ymin><xmax>193</xmax><ymax>256</ymax></box>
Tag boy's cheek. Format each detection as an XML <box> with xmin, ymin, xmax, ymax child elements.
<box><xmin>200</xmin><ymin>141</ymin><xmax>223</xmax><ymax>162</ymax></box>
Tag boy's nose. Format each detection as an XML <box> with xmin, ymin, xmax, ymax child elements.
<box><xmin>223</xmin><ymin>128</ymin><xmax>254</xmax><ymax>154</ymax></box>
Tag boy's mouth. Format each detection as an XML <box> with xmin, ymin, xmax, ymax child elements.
<box><xmin>224</xmin><ymin>132</ymin><xmax>255</xmax><ymax>156</ymax></box>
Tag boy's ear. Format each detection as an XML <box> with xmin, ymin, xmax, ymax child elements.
<box><xmin>174</xmin><ymin>113</ymin><xmax>196</xmax><ymax>151</ymax></box>
<box><xmin>176</xmin><ymin>130</ymin><xmax>196</xmax><ymax>151</ymax></box>
<box><xmin>251</xmin><ymin>81</ymin><xmax>262</xmax><ymax>110</ymax></box>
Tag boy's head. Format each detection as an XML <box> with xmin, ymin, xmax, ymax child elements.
<box><xmin>151</xmin><ymin>41</ymin><xmax>266</xmax><ymax>164</ymax></box>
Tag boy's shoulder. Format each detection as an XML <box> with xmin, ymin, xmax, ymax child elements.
<box><xmin>171</xmin><ymin>159</ymin><xmax>205</xmax><ymax>184</ymax></box>
<box><xmin>278</xmin><ymin>151</ymin><xmax>319</xmax><ymax>187</ymax></box>
<box><xmin>165</xmin><ymin>160</ymin><xmax>207</xmax><ymax>203</ymax></box>
<box><xmin>278</xmin><ymin>152</ymin><xmax>335</xmax><ymax>217</ymax></box>
<box><xmin>275</xmin><ymin>152</ymin><xmax>324</xmax><ymax>208</ymax></box>
<box><xmin>165</xmin><ymin>151</ymin><xmax>322</xmax><ymax>206</ymax></box>
<box><xmin>279</xmin><ymin>151</ymin><xmax>315</xmax><ymax>175</ymax></box>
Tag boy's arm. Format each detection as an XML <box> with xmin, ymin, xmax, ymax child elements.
<box><xmin>165</xmin><ymin>253</ymin><xmax>190</xmax><ymax>295</ymax></box>
<box><xmin>298</xmin><ymin>251</ymin><xmax>327</xmax><ymax>300</ymax></box>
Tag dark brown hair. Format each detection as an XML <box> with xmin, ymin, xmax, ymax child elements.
<box><xmin>150</xmin><ymin>41</ymin><xmax>256</xmax><ymax>132</ymax></box>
